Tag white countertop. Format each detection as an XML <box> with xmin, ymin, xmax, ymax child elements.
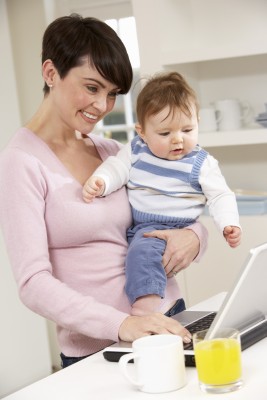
<box><xmin>4</xmin><ymin>293</ymin><xmax>267</xmax><ymax>400</ymax></box>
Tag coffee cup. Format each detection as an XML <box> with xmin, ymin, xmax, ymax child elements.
<box><xmin>215</xmin><ymin>99</ymin><xmax>250</xmax><ymax>131</ymax></box>
<box><xmin>198</xmin><ymin>107</ymin><xmax>221</xmax><ymax>132</ymax></box>
<box><xmin>118</xmin><ymin>334</ymin><xmax>187</xmax><ymax>393</ymax></box>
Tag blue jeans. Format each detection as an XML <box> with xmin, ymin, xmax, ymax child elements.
<box><xmin>126</xmin><ymin>222</ymin><xmax>193</xmax><ymax>305</ymax></box>
<box><xmin>60</xmin><ymin>353</ymin><xmax>88</xmax><ymax>369</ymax></box>
<box><xmin>164</xmin><ymin>298</ymin><xmax>186</xmax><ymax>317</ymax></box>
<box><xmin>125</xmin><ymin>225</ymin><xmax>168</xmax><ymax>304</ymax></box>
<box><xmin>60</xmin><ymin>298</ymin><xmax>186</xmax><ymax>368</ymax></box>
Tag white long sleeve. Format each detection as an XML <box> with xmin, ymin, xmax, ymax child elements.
<box><xmin>92</xmin><ymin>142</ymin><xmax>132</xmax><ymax>195</ymax></box>
<box><xmin>199</xmin><ymin>155</ymin><xmax>240</xmax><ymax>233</ymax></box>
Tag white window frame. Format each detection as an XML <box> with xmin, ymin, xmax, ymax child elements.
<box><xmin>95</xmin><ymin>16</ymin><xmax>139</xmax><ymax>143</ymax></box>
<box><xmin>93</xmin><ymin>93</ymin><xmax>135</xmax><ymax>142</ymax></box>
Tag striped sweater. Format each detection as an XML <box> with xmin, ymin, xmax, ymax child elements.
<box><xmin>94</xmin><ymin>136</ymin><xmax>240</xmax><ymax>233</ymax></box>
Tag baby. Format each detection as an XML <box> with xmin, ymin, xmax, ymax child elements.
<box><xmin>82</xmin><ymin>71</ymin><xmax>241</xmax><ymax>316</ymax></box>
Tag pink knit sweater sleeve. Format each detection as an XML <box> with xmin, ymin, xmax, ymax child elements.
<box><xmin>186</xmin><ymin>221</ymin><xmax>208</xmax><ymax>262</ymax></box>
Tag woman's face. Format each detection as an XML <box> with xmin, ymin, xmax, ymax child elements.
<box><xmin>49</xmin><ymin>58</ymin><xmax>120</xmax><ymax>135</ymax></box>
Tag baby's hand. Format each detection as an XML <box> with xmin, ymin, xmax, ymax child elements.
<box><xmin>82</xmin><ymin>176</ymin><xmax>105</xmax><ymax>203</ymax></box>
<box><xmin>223</xmin><ymin>226</ymin><xmax>241</xmax><ymax>248</ymax></box>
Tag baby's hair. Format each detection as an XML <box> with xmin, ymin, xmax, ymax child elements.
<box><xmin>136</xmin><ymin>71</ymin><xmax>199</xmax><ymax>127</ymax></box>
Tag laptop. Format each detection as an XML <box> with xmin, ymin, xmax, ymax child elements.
<box><xmin>103</xmin><ymin>242</ymin><xmax>267</xmax><ymax>366</ymax></box>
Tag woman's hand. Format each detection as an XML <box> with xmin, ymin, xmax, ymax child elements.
<box><xmin>118</xmin><ymin>313</ymin><xmax>192</xmax><ymax>344</ymax></box>
<box><xmin>144</xmin><ymin>228</ymin><xmax>201</xmax><ymax>277</ymax></box>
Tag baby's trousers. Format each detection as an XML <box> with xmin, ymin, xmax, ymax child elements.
<box><xmin>125</xmin><ymin>224</ymin><xmax>170</xmax><ymax>305</ymax></box>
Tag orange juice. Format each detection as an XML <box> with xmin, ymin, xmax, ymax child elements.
<box><xmin>194</xmin><ymin>338</ymin><xmax>242</xmax><ymax>385</ymax></box>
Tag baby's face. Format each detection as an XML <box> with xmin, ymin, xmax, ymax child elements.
<box><xmin>138</xmin><ymin>105</ymin><xmax>199</xmax><ymax>161</ymax></box>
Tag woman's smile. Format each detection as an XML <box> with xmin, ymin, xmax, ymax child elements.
<box><xmin>80</xmin><ymin>110</ymin><xmax>98</xmax><ymax>124</ymax></box>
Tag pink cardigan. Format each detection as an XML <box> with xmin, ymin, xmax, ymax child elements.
<box><xmin>0</xmin><ymin>129</ymin><xmax>207</xmax><ymax>357</ymax></box>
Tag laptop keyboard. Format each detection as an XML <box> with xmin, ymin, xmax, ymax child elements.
<box><xmin>183</xmin><ymin>312</ymin><xmax>217</xmax><ymax>350</ymax></box>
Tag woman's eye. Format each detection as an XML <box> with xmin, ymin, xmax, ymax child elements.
<box><xmin>87</xmin><ymin>86</ymin><xmax>97</xmax><ymax>93</ymax></box>
<box><xmin>108</xmin><ymin>92</ymin><xmax>119</xmax><ymax>99</ymax></box>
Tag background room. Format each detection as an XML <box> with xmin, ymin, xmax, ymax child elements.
<box><xmin>1</xmin><ymin>0</ymin><xmax>267</xmax><ymax>397</ymax></box>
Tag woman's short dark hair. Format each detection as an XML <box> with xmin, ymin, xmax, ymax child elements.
<box><xmin>42</xmin><ymin>13</ymin><xmax>133</xmax><ymax>95</ymax></box>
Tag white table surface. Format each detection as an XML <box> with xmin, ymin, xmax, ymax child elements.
<box><xmin>4</xmin><ymin>293</ymin><xmax>267</xmax><ymax>400</ymax></box>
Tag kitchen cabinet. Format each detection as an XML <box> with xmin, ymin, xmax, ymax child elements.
<box><xmin>132</xmin><ymin>0</ymin><xmax>267</xmax><ymax>304</ymax></box>
<box><xmin>132</xmin><ymin>0</ymin><xmax>267</xmax><ymax>130</ymax></box>
<box><xmin>132</xmin><ymin>0</ymin><xmax>267</xmax><ymax>71</ymax></box>
<box><xmin>198</xmin><ymin>129</ymin><xmax>267</xmax><ymax>148</ymax></box>
<box><xmin>132</xmin><ymin>0</ymin><xmax>267</xmax><ymax>166</ymax></box>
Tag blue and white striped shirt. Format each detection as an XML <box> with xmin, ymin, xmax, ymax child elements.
<box><xmin>93</xmin><ymin>136</ymin><xmax>240</xmax><ymax>232</ymax></box>
<box><xmin>128</xmin><ymin>136</ymin><xmax>208</xmax><ymax>226</ymax></box>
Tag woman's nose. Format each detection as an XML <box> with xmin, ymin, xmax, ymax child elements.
<box><xmin>92</xmin><ymin>95</ymin><xmax>108</xmax><ymax>113</ymax></box>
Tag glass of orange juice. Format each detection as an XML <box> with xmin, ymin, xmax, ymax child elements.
<box><xmin>193</xmin><ymin>328</ymin><xmax>243</xmax><ymax>394</ymax></box>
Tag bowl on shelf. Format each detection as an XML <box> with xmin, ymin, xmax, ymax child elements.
<box><xmin>255</xmin><ymin>111</ymin><xmax>267</xmax><ymax>128</ymax></box>
<box><xmin>255</xmin><ymin>119</ymin><xmax>267</xmax><ymax>128</ymax></box>
<box><xmin>257</xmin><ymin>113</ymin><xmax>267</xmax><ymax>119</ymax></box>
<box><xmin>233</xmin><ymin>189</ymin><xmax>267</xmax><ymax>215</ymax></box>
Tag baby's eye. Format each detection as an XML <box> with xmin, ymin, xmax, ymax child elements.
<box><xmin>183</xmin><ymin>128</ymin><xmax>193</xmax><ymax>133</ymax></box>
<box><xmin>159</xmin><ymin>132</ymin><xmax>170</xmax><ymax>136</ymax></box>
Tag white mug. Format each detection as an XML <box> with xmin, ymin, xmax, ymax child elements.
<box><xmin>198</xmin><ymin>107</ymin><xmax>221</xmax><ymax>132</ymax></box>
<box><xmin>118</xmin><ymin>334</ymin><xmax>187</xmax><ymax>393</ymax></box>
<box><xmin>215</xmin><ymin>99</ymin><xmax>250</xmax><ymax>131</ymax></box>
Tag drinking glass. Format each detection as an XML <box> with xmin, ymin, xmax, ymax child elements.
<box><xmin>193</xmin><ymin>328</ymin><xmax>243</xmax><ymax>394</ymax></box>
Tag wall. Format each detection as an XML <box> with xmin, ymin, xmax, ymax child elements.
<box><xmin>0</xmin><ymin>0</ymin><xmax>21</xmax><ymax>145</ymax></box>
<box><xmin>7</xmin><ymin>0</ymin><xmax>45</xmax><ymax>125</ymax></box>
<box><xmin>176</xmin><ymin>215</ymin><xmax>267</xmax><ymax>307</ymax></box>
<box><xmin>0</xmin><ymin>0</ymin><xmax>52</xmax><ymax>397</ymax></box>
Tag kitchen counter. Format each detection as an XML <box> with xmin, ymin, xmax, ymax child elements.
<box><xmin>3</xmin><ymin>293</ymin><xmax>267</xmax><ymax>400</ymax></box>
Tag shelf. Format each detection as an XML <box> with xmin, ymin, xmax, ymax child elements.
<box><xmin>161</xmin><ymin>48</ymin><xmax>267</xmax><ymax>67</ymax></box>
<box><xmin>198</xmin><ymin>128</ymin><xmax>267</xmax><ymax>148</ymax></box>
<box><xmin>158</xmin><ymin>1</ymin><xmax>267</xmax><ymax>67</ymax></box>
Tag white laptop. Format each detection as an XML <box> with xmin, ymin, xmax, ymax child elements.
<box><xmin>103</xmin><ymin>242</ymin><xmax>267</xmax><ymax>366</ymax></box>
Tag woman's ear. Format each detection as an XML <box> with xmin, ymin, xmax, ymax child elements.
<box><xmin>42</xmin><ymin>59</ymin><xmax>57</xmax><ymax>87</ymax></box>
<box><xmin>135</xmin><ymin>123</ymin><xmax>146</xmax><ymax>142</ymax></box>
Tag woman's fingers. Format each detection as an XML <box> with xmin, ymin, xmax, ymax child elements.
<box><xmin>118</xmin><ymin>313</ymin><xmax>192</xmax><ymax>344</ymax></box>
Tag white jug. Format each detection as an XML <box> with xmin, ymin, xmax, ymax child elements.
<box><xmin>215</xmin><ymin>99</ymin><xmax>250</xmax><ymax>131</ymax></box>
<box><xmin>198</xmin><ymin>108</ymin><xmax>221</xmax><ymax>132</ymax></box>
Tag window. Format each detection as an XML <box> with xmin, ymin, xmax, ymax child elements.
<box><xmin>93</xmin><ymin>16</ymin><xmax>141</xmax><ymax>143</ymax></box>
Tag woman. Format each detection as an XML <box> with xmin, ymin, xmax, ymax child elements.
<box><xmin>0</xmin><ymin>14</ymin><xmax>208</xmax><ymax>368</ymax></box>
